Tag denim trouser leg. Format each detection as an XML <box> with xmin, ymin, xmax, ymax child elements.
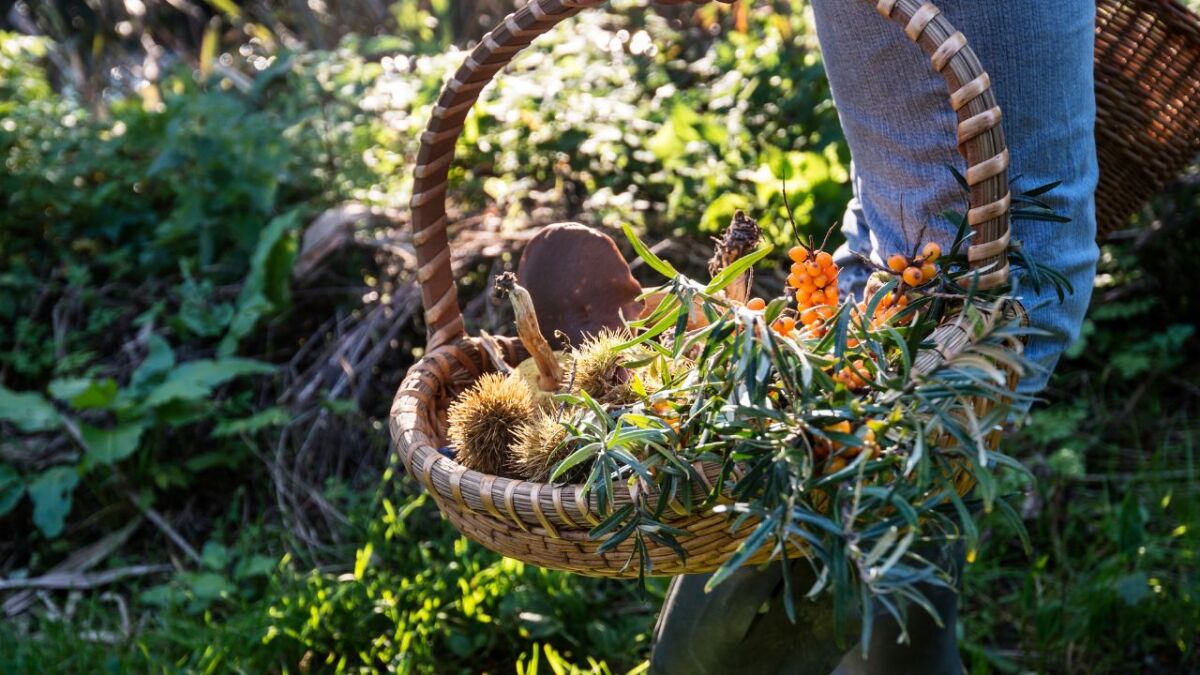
<box><xmin>814</xmin><ymin>0</ymin><xmax>1100</xmax><ymax>396</ymax></box>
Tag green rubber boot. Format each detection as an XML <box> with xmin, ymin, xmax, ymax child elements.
<box><xmin>648</xmin><ymin>545</ymin><xmax>964</xmax><ymax>675</ymax></box>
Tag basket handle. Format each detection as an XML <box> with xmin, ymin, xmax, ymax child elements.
<box><xmin>410</xmin><ymin>0</ymin><xmax>1011</xmax><ymax>350</ymax></box>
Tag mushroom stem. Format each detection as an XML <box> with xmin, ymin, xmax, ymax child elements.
<box><xmin>494</xmin><ymin>272</ymin><xmax>563</xmax><ymax>392</ymax></box>
<box><xmin>708</xmin><ymin>210</ymin><xmax>763</xmax><ymax>305</ymax></box>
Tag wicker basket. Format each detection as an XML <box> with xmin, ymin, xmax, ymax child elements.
<box><xmin>391</xmin><ymin>0</ymin><xmax>1014</xmax><ymax>578</ymax></box>
<box><xmin>1096</xmin><ymin>0</ymin><xmax>1200</xmax><ymax>240</ymax></box>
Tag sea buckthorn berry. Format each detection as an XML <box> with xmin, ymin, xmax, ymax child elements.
<box><xmin>804</xmin><ymin>261</ymin><xmax>821</xmax><ymax>276</ymax></box>
<box><xmin>775</xmin><ymin>316</ymin><xmax>796</xmax><ymax>333</ymax></box>
<box><xmin>902</xmin><ymin>266</ymin><xmax>924</xmax><ymax>286</ymax></box>
<box><xmin>813</xmin><ymin>274</ymin><xmax>828</xmax><ymax>288</ymax></box>
<box><xmin>809</xmin><ymin>290</ymin><xmax>825</xmax><ymax>305</ymax></box>
<box><xmin>815</xmin><ymin>251</ymin><xmax>834</xmax><ymax>268</ymax></box>
<box><xmin>817</xmin><ymin>305</ymin><xmax>836</xmax><ymax>319</ymax></box>
<box><xmin>825</xmin><ymin>287</ymin><xmax>839</xmax><ymax>303</ymax></box>
<box><xmin>787</xmin><ymin>273</ymin><xmax>803</xmax><ymax>288</ymax></box>
<box><xmin>920</xmin><ymin>262</ymin><xmax>938</xmax><ymax>281</ymax></box>
<box><xmin>921</xmin><ymin>241</ymin><xmax>941</xmax><ymax>263</ymax></box>
<box><xmin>746</xmin><ymin>297</ymin><xmax>766</xmax><ymax>311</ymax></box>
<box><xmin>796</xmin><ymin>289</ymin><xmax>812</xmax><ymax>304</ymax></box>
<box><xmin>887</xmin><ymin>254</ymin><xmax>908</xmax><ymax>273</ymax></box>
<box><xmin>799</xmin><ymin>280</ymin><xmax>816</xmax><ymax>294</ymax></box>
<box><xmin>897</xmin><ymin>294</ymin><xmax>909</xmax><ymax>307</ymax></box>
<box><xmin>827</xmin><ymin>457</ymin><xmax>848</xmax><ymax>474</ymax></box>
<box><xmin>791</xmin><ymin>262</ymin><xmax>806</xmax><ymax>275</ymax></box>
<box><xmin>789</xmin><ymin>246</ymin><xmax>809</xmax><ymax>263</ymax></box>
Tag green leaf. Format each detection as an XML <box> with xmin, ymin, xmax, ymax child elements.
<box><xmin>185</xmin><ymin>572</ymin><xmax>235</xmax><ymax>602</ymax></box>
<box><xmin>131</xmin><ymin>335</ymin><xmax>176</xmax><ymax>391</ymax></box>
<box><xmin>703</xmin><ymin>243</ymin><xmax>775</xmax><ymax>295</ymax></box>
<box><xmin>0</xmin><ymin>386</ymin><xmax>61</xmax><ymax>433</ymax></box>
<box><xmin>144</xmin><ymin>358</ymin><xmax>275</xmax><ymax>408</ymax></box>
<box><xmin>621</xmin><ymin>224</ymin><xmax>678</xmax><ymax>279</ymax></box>
<box><xmin>201</xmin><ymin>541</ymin><xmax>231</xmax><ymax>571</ymax></box>
<box><xmin>1115</xmin><ymin>571</ymin><xmax>1149</xmax><ymax>606</ymax></box>
<box><xmin>29</xmin><ymin>466</ymin><xmax>79</xmax><ymax>538</ymax></box>
<box><xmin>80</xmin><ymin>421</ymin><xmax>148</xmax><ymax>465</ymax></box>
<box><xmin>212</xmin><ymin>407</ymin><xmax>290</xmax><ymax>438</ymax></box>
<box><xmin>48</xmin><ymin>377</ymin><xmax>118</xmax><ymax>410</ymax></box>
<box><xmin>0</xmin><ymin>464</ymin><xmax>25</xmax><ymax>517</ymax></box>
<box><xmin>219</xmin><ymin>210</ymin><xmax>301</xmax><ymax>357</ymax></box>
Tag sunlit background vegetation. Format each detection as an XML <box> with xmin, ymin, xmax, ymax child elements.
<box><xmin>0</xmin><ymin>0</ymin><xmax>1197</xmax><ymax>672</ymax></box>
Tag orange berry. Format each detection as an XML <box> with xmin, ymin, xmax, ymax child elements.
<box><xmin>815</xmin><ymin>251</ymin><xmax>834</xmax><ymax>268</ymax></box>
<box><xmin>804</xmin><ymin>261</ymin><xmax>821</xmax><ymax>276</ymax></box>
<box><xmin>879</xmin><ymin>293</ymin><xmax>894</xmax><ymax>308</ymax></box>
<box><xmin>921</xmin><ymin>242</ymin><xmax>942</xmax><ymax>263</ymax></box>
<box><xmin>746</xmin><ymin>297</ymin><xmax>767</xmax><ymax>311</ymax></box>
<box><xmin>887</xmin><ymin>254</ymin><xmax>908</xmax><ymax>273</ymax></box>
<box><xmin>787</xmin><ymin>273</ymin><xmax>804</xmax><ymax>288</ymax></box>
<box><xmin>795</xmin><ymin>289</ymin><xmax>812</xmax><ymax>305</ymax></box>
<box><xmin>799</xmin><ymin>280</ymin><xmax>816</xmax><ymax>294</ymax></box>
<box><xmin>791</xmin><ymin>262</ymin><xmax>806</xmax><ymax>276</ymax></box>
<box><xmin>828</xmin><ymin>420</ymin><xmax>852</xmax><ymax>435</ymax></box>
<box><xmin>847</xmin><ymin>337</ymin><xmax>859</xmax><ymax>348</ymax></box>
<box><xmin>921</xmin><ymin>262</ymin><xmax>938</xmax><ymax>280</ymax></box>
<box><xmin>777</xmin><ymin>316</ymin><xmax>797</xmax><ymax>333</ymax></box>
<box><xmin>817</xmin><ymin>306</ymin><xmax>836</xmax><ymax>319</ymax></box>
<box><xmin>825</xmin><ymin>287</ymin><xmax>839</xmax><ymax>303</ymax></box>
<box><xmin>897</xmin><ymin>294</ymin><xmax>909</xmax><ymax>307</ymax></box>
<box><xmin>789</xmin><ymin>246</ymin><xmax>809</xmax><ymax>263</ymax></box>
<box><xmin>809</xmin><ymin>290</ymin><xmax>825</xmax><ymax>305</ymax></box>
<box><xmin>902</xmin><ymin>266</ymin><xmax>924</xmax><ymax>286</ymax></box>
<box><xmin>813</xmin><ymin>274</ymin><xmax>829</xmax><ymax>288</ymax></box>
<box><xmin>827</xmin><ymin>457</ymin><xmax>848</xmax><ymax>474</ymax></box>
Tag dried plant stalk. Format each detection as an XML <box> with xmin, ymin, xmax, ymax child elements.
<box><xmin>707</xmin><ymin>210</ymin><xmax>762</xmax><ymax>304</ymax></box>
<box><xmin>493</xmin><ymin>272</ymin><xmax>563</xmax><ymax>391</ymax></box>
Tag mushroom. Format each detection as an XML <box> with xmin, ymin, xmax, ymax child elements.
<box><xmin>516</xmin><ymin>223</ymin><xmax>644</xmax><ymax>349</ymax></box>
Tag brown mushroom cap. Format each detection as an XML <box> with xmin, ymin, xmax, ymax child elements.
<box><xmin>517</xmin><ymin>223</ymin><xmax>644</xmax><ymax>349</ymax></box>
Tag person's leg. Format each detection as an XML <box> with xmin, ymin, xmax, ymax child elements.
<box><xmin>816</xmin><ymin>0</ymin><xmax>1100</xmax><ymax>396</ymax></box>
<box><xmin>648</xmin><ymin>547</ymin><xmax>963</xmax><ymax>675</ymax></box>
<box><xmin>832</xmin><ymin>543</ymin><xmax>965</xmax><ymax>675</ymax></box>
<box><xmin>649</xmin><ymin>561</ymin><xmax>846</xmax><ymax>675</ymax></box>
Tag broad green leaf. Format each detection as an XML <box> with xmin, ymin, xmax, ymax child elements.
<box><xmin>29</xmin><ymin>466</ymin><xmax>79</xmax><ymax>538</ymax></box>
<box><xmin>0</xmin><ymin>464</ymin><xmax>24</xmax><ymax>517</ymax></box>
<box><xmin>219</xmin><ymin>210</ymin><xmax>301</xmax><ymax>356</ymax></box>
<box><xmin>185</xmin><ymin>571</ymin><xmax>235</xmax><ymax>602</ymax></box>
<box><xmin>0</xmin><ymin>386</ymin><xmax>61</xmax><ymax>432</ymax></box>
<box><xmin>201</xmin><ymin>541</ymin><xmax>230</xmax><ymax>571</ymax></box>
<box><xmin>131</xmin><ymin>335</ymin><xmax>176</xmax><ymax>391</ymax></box>
<box><xmin>80</xmin><ymin>421</ymin><xmax>148</xmax><ymax>465</ymax></box>
<box><xmin>48</xmin><ymin>377</ymin><xmax>118</xmax><ymax>410</ymax></box>
<box><xmin>144</xmin><ymin>358</ymin><xmax>275</xmax><ymax>408</ymax></box>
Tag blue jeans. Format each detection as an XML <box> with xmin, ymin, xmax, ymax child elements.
<box><xmin>816</xmin><ymin>0</ymin><xmax>1100</xmax><ymax>397</ymax></box>
<box><xmin>650</xmin><ymin>3</ymin><xmax>1099</xmax><ymax>673</ymax></box>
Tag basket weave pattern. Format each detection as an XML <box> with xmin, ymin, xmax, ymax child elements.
<box><xmin>392</xmin><ymin>0</ymin><xmax>1017</xmax><ymax>578</ymax></box>
<box><xmin>1095</xmin><ymin>0</ymin><xmax>1200</xmax><ymax>239</ymax></box>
